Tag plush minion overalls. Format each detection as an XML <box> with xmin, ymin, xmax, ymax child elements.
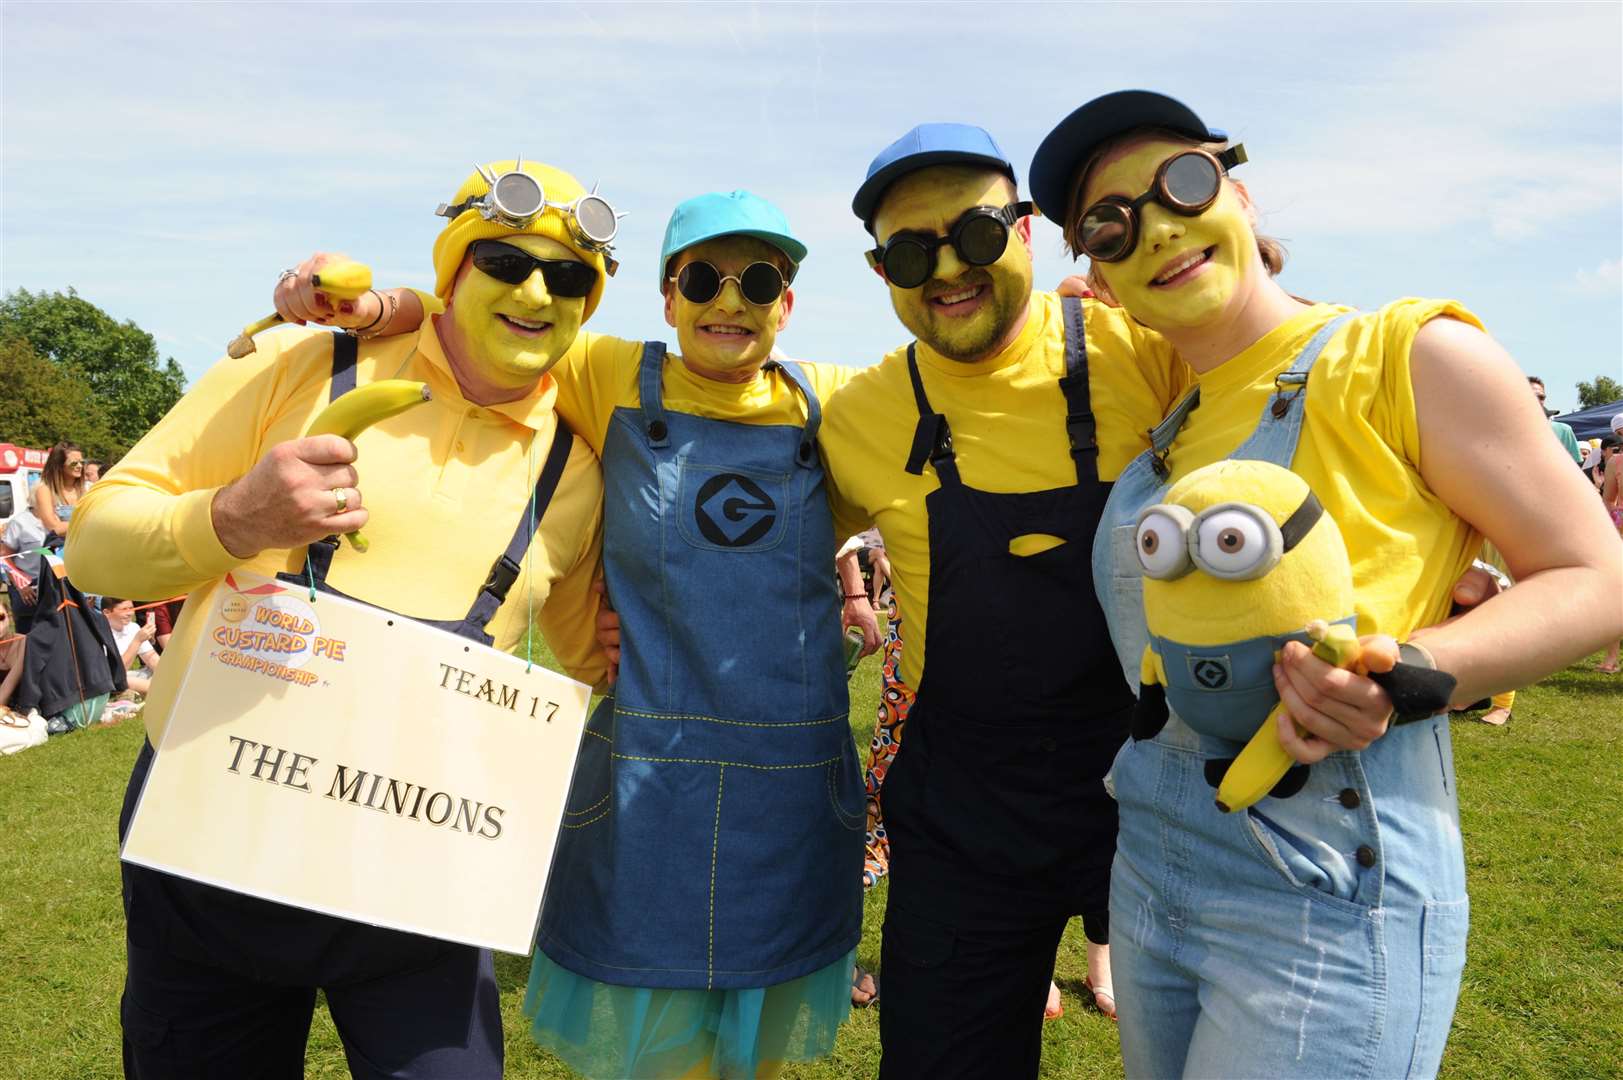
<box><xmin>1093</xmin><ymin>315</ymin><xmax>1469</xmax><ymax>1080</ymax></box>
<box><xmin>531</xmin><ymin>193</ymin><xmax>863</xmax><ymax>1078</ymax></box>
<box><xmin>118</xmin><ymin>334</ymin><xmax>576</xmax><ymax>1080</ymax></box>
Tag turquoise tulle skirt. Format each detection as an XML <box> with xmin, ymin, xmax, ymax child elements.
<box><xmin>523</xmin><ymin>948</ymin><xmax>853</xmax><ymax>1078</ymax></box>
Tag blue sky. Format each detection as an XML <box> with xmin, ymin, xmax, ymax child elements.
<box><xmin>4</xmin><ymin>2</ymin><xmax>1620</xmax><ymax>412</ymax></box>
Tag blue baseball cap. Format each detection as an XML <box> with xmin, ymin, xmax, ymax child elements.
<box><xmin>851</xmin><ymin>123</ymin><xmax>1017</xmax><ymax>233</ymax></box>
<box><xmin>1028</xmin><ymin>91</ymin><xmax>1228</xmax><ymax>223</ymax></box>
<box><xmin>659</xmin><ymin>190</ymin><xmax>807</xmax><ymax>286</ymax></box>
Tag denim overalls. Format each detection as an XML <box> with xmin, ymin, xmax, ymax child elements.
<box><xmin>538</xmin><ymin>343</ymin><xmax>864</xmax><ymax>991</ymax></box>
<box><xmin>1092</xmin><ymin>315</ymin><xmax>1470</xmax><ymax>1079</ymax></box>
<box><xmin>118</xmin><ymin>334</ymin><xmax>576</xmax><ymax>1078</ymax></box>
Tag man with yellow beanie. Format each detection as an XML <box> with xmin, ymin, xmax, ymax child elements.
<box><xmin>67</xmin><ymin>158</ymin><xmax>615</xmax><ymax>1079</ymax></box>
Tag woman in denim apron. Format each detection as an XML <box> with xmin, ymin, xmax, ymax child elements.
<box><xmin>1026</xmin><ymin>92</ymin><xmax>1623</xmax><ymax>1078</ymax></box>
<box><xmin>527</xmin><ymin>193</ymin><xmax>864</xmax><ymax>1079</ymax></box>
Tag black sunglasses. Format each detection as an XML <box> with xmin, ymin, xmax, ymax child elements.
<box><xmin>1077</xmin><ymin>146</ymin><xmax>1246</xmax><ymax>263</ymax></box>
<box><xmin>867</xmin><ymin>202</ymin><xmax>1034</xmax><ymax>289</ymax></box>
<box><xmin>467</xmin><ymin>240</ymin><xmax>598</xmax><ymax>298</ymax></box>
<box><xmin>670</xmin><ymin>260</ymin><xmax>790</xmax><ymax>307</ymax></box>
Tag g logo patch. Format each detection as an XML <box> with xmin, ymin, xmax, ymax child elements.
<box><xmin>1190</xmin><ymin>656</ymin><xmax>1232</xmax><ymax>691</ymax></box>
<box><xmin>695</xmin><ymin>474</ymin><xmax>777</xmax><ymax>548</ymax></box>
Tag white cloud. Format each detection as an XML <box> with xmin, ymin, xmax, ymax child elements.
<box><xmin>1573</xmin><ymin>259</ymin><xmax>1622</xmax><ymax>295</ymax></box>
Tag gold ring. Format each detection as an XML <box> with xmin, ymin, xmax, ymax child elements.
<box><xmin>333</xmin><ymin>488</ymin><xmax>348</xmax><ymax>514</ymax></box>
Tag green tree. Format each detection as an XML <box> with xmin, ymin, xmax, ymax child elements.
<box><xmin>1575</xmin><ymin>375</ymin><xmax>1623</xmax><ymax>409</ymax></box>
<box><xmin>0</xmin><ymin>287</ymin><xmax>185</xmax><ymax>454</ymax></box>
<box><xmin>0</xmin><ymin>336</ymin><xmax>118</xmax><ymax>458</ymax></box>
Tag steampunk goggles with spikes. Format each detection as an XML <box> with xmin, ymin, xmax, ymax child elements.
<box><xmin>436</xmin><ymin>158</ymin><xmax>625</xmax><ymax>271</ymax></box>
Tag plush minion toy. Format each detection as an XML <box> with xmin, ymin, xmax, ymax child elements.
<box><xmin>1132</xmin><ymin>460</ymin><xmax>1455</xmax><ymax>812</ymax></box>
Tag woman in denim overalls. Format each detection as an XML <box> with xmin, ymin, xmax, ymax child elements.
<box><xmin>1025</xmin><ymin>92</ymin><xmax>1623</xmax><ymax>1078</ymax></box>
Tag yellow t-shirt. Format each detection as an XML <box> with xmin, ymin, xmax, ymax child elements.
<box><xmin>67</xmin><ymin>322</ymin><xmax>609</xmax><ymax>743</ymax></box>
<box><xmin>819</xmin><ymin>292</ymin><xmax>1194</xmax><ymax>686</ymax></box>
<box><xmin>551</xmin><ymin>334</ymin><xmax>856</xmax><ymax>449</ymax></box>
<box><xmin>1164</xmin><ymin>299</ymin><xmax>1484</xmax><ymax>639</ymax></box>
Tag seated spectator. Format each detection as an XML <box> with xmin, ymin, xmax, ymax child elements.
<box><xmin>100</xmin><ymin>597</ymin><xmax>159</xmax><ymax>696</ymax></box>
<box><xmin>149</xmin><ymin>597</ymin><xmax>185</xmax><ymax>653</ymax></box>
<box><xmin>0</xmin><ymin>606</ymin><xmax>27</xmax><ymax>708</ymax></box>
<box><xmin>0</xmin><ymin>505</ymin><xmax>48</xmax><ymax>634</ymax></box>
<box><xmin>16</xmin><ymin>567</ymin><xmax>127</xmax><ymax>734</ymax></box>
<box><xmin>83</xmin><ymin>461</ymin><xmax>102</xmax><ymax>486</ymax></box>
<box><xmin>33</xmin><ymin>442</ymin><xmax>88</xmax><ymax>549</ymax></box>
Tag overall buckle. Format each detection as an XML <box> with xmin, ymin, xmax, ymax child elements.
<box><xmin>482</xmin><ymin>554</ymin><xmax>523</xmax><ymax>601</ymax></box>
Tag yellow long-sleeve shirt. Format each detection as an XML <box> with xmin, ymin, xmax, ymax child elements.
<box><xmin>67</xmin><ymin>321</ymin><xmax>608</xmax><ymax>744</ymax></box>
<box><xmin>819</xmin><ymin>293</ymin><xmax>1193</xmax><ymax>687</ymax></box>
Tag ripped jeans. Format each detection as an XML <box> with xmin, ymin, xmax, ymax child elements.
<box><xmin>1107</xmin><ymin>711</ymin><xmax>1469</xmax><ymax>1080</ymax></box>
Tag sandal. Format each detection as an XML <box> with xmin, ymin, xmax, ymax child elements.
<box><xmin>1597</xmin><ymin>663</ymin><xmax>1620</xmax><ymax>675</ymax></box>
<box><xmin>1043</xmin><ymin>980</ymin><xmax>1063</xmax><ymax>1020</ymax></box>
<box><xmin>851</xmin><ymin>964</ymin><xmax>879</xmax><ymax>1008</ymax></box>
<box><xmin>1083</xmin><ymin>976</ymin><xmax>1117</xmax><ymax>1021</ymax></box>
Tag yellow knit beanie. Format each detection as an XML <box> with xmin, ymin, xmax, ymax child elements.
<box><xmin>431</xmin><ymin>159</ymin><xmax>609</xmax><ymax>320</ymax></box>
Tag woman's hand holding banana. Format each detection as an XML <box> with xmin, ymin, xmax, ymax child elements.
<box><xmin>273</xmin><ymin>253</ymin><xmax>383</xmax><ymax>331</ymax></box>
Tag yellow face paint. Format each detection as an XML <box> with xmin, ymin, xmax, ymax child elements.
<box><xmin>871</xmin><ymin>166</ymin><xmax>1032</xmax><ymax>362</ymax></box>
<box><xmin>663</xmin><ymin>236</ymin><xmax>792</xmax><ymax>383</ymax></box>
<box><xmin>439</xmin><ymin>234</ymin><xmax>587</xmax><ymax>390</ymax></box>
<box><xmin>1083</xmin><ymin>137</ymin><xmax>1257</xmax><ymax>333</ymax></box>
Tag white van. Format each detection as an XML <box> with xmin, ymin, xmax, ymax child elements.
<box><xmin>0</xmin><ymin>443</ymin><xmax>47</xmax><ymax>532</ymax></box>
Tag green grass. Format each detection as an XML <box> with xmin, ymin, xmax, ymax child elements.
<box><xmin>2</xmin><ymin>651</ymin><xmax>1619</xmax><ymax>1079</ymax></box>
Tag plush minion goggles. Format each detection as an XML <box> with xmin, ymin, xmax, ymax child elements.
<box><xmin>1135</xmin><ymin>490</ymin><xmax>1324</xmax><ymax>582</ymax></box>
<box><xmin>431</xmin><ymin>158</ymin><xmax>622</xmax><ymax>318</ymax></box>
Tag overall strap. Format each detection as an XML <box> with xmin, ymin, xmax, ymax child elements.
<box><xmin>1147</xmin><ymin>388</ymin><xmax>1202</xmax><ymax>481</ymax></box>
<box><xmin>301</xmin><ymin>333</ymin><xmax>364</xmax><ymax>587</ymax></box>
<box><xmin>903</xmin><ymin>343</ymin><xmax>956</xmax><ymax>480</ymax></box>
<box><xmin>1231</xmin><ymin>312</ymin><xmax>1356</xmax><ymax>467</ymax></box>
<box><xmin>1057</xmin><ymin>295</ymin><xmax>1099</xmax><ymax>485</ymax></box>
<box><xmin>462</xmin><ymin>421</ymin><xmax>577</xmax><ymax>631</ymax></box>
<box><xmin>637</xmin><ymin>341</ymin><xmax>671</xmax><ymax>448</ymax></box>
<box><xmin>766</xmin><ymin>358</ymin><xmax>822</xmax><ymax>470</ymax></box>
<box><xmin>329</xmin><ymin>331</ymin><xmax>359</xmax><ymax>401</ymax></box>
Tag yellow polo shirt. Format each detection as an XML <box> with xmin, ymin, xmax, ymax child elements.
<box><xmin>67</xmin><ymin>321</ymin><xmax>608</xmax><ymax>744</ymax></box>
<box><xmin>819</xmin><ymin>292</ymin><xmax>1193</xmax><ymax>686</ymax></box>
<box><xmin>1164</xmin><ymin>299</ymin><xmax>1485</xmax><ymax>639</ymax></box>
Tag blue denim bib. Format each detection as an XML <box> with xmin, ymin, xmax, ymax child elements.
<box><xmin>538</xmin><ymin>343</ymin><xmax>863</xmax><ymax>991</ymax></box>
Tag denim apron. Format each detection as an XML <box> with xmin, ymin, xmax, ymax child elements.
<box><xmin>119</xmin><ymin>333</ymin><xmax>578</xmax><ymax>987</ymax></box>
<box><xmin>880</xmin><ymin>296</ymin><xmax>1133</xmax><ymax>929</ymax></box>
<box><xmin>538</xmin><ymin>343</ymin><xmax>864</xmax><ymax>991</ymax></box>
<box><xmin>1092</xmin><ymin>314</ymin><xmax>1470</xmax><ymax>1079</ymax></box>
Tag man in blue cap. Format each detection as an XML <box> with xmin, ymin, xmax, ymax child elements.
<box><xmin>813</xmin><ymin>124</ymin><xmax>1195</xmax><ymax>1077</ymax></box>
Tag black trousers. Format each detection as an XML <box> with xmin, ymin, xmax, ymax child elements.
<box><xmin>121</xmin><ymin>936</ymin><xmax>501</xmax><ymax>1080</ymax></box>
<box><xmin>878</xmin><ymin>901</ymin><xmax>1069</xmax><ymax>1080</ymax></box>
<box><xmin>119</xmin><ymin>742</ymin><xmax>502</xmax><ymax>1079</ymax></box>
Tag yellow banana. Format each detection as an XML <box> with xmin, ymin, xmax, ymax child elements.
<box><xmin>309</xmin><ymin>261</ymin><xmax>372</xmax><ymax>299</ymax></box>
<box><xmin>305</xmin><ymin>379</ymin><xmax>432</xmax><ymax>552</ymax></box>
<box><xmin>1214</xmin><ymin>620</ymin><xmax>1363</xmax><ymax>814</ymax></box>
<box><xmin>226</xmin><ymin>260</ymin><xmax>375</xmax><ymax>359</ymax></box>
